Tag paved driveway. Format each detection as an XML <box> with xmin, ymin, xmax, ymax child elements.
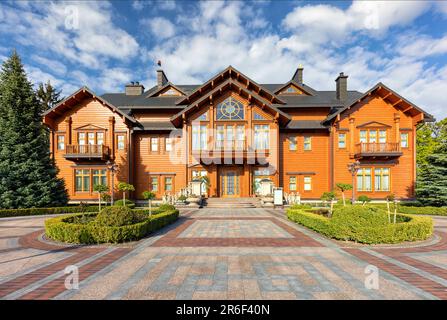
<box><xmin>0</xmin><ymin>208</ymin><xmax>446</xmax><ymax>300</ymax></box>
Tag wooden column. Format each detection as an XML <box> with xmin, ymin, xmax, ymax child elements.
<box><xmin>394</xmin><ymin>113</ymin><xmax>400</xmax><ymax>144</ymax></box>
<box><xmin>109</xmin><ymin>116</ymin><xmax>115</xmax><ymax>160</ymax></box>
<box><xmin>349</xmin><ymin>116</ymin><xmax>355</xmax><ymax>158</ymax></box>
<box><xmin>65</xmin><ymin>117</ymin><xmax>72</xmax><ymax>145</ymax></box>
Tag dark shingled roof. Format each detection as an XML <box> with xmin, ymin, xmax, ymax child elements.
<box><xmin>284</xmin><ymin>120</ymin><xmax>328</xmax><ymax>130</ymax></box>
<box><xmin>134</xmin><ymin>121</ymin><xmax>176</xmax><ymax>131</ymax></box>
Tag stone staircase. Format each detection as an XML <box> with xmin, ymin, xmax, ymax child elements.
<box><xmin>203</xmin><ymin>197</ymin><xmax>260</xmax><ymax>208</ymax></box>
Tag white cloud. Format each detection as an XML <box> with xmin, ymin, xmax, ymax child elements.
<box><xmin>397</xmin><ymin>34</ymin><xmax>447</xmax><ymax>59</ymax></box>
<box><xmin>31</xmin><ymin>55</ymin><xmax>68</xmax><ymax>76</ymax></box>
<box><xmin>132</xmin><ymin>0</ymin><xmax>176</xmax><ymax>11</ymax></box>
<box><xmin>0</xmin><ymin>1</ymin><xmax>139</xmax><ymax>69</ymax></box>
<box><xmin>142</xmin><ymin>17</ymin><xmax>176</xmax><ymax>40</ymax></box>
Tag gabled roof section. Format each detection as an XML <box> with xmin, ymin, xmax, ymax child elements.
<box><xmin>147</xmin><ymin>82</ymin><xmax>186</xmax><ymax>97</ymax></box>
<box><xmin>43</xmin><ymin>86</ymin><xmax>137</xmax><ymax>124</ymax></box>
<box><xmin>274</xmin><ymin>80</ymin><xmax>314</xmax><ymax>96</ymax></box>
<box><xmin>170</xmin><ymin>79</ymin><xmax>291</xmax><ymax>127</ymax></box>
<box><xmin>175</xmin><ymin>66</ymin><xmax>286</xmax><ymax>106</ymax></box>
<box><xmin>323</xmin><ymin>82</ymin><xmax>435</xmax><ymax>124</ymax></box>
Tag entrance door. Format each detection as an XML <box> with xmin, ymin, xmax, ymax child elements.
<box><xmin>220</xmin><ymin>169</ymin><xmax>240</xmax><ymax>197</ymax></box>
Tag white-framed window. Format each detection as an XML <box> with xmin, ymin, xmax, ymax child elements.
<box><xmin>359</xmin><ymin>130</ymin><xmax>367</xmax><ymax>143</ymax></box>
<box><xmin>117</xmin><ymin>135</ymin><xmax>125</xmax><ymax>150</ymax></box>
<box><xmin>289</xmin><ymin>136</ymin><xmax>297</xmax><ymax>151</ymax></box>
<box><xmin>304</xmin><ymin>176</ymin><xmax>312</xmax><ymax>191</ymax></box>
<box><xmin>151</xmin><ymin>137</ymin><xmax>158</xmax><ymax>152</ymax></box>
<box><xmin>289</xmin><ymin>176</ymin><xmax>297</xmax><ymax>191</ymax></box>
<box><xmin>57</xmin><ymin>135</ymin><xmax>65</xmax><ymax>150</ymax></box>
<box><xmin>165</xmin><ymin>138</ymin><xmax>172</xmax><ymax>152</ymax></box>
<box><xmin>401</xmin><ymin>133</ymin><xmax>409</xmax><ymax>148</ymax></box>
<box><xmin>374</xmin><ymin>168</ymin><xmax>390</xmax><ymax>191</ymax></box>
<box><xmin>164</xmin><ymin>177</ymin><xmax>173</xmax><ymax>192</ymax></box>
<box><xmin>357</xmin><ymin>168</ymin><xmax>372</xmax><ymax>191</ymax></box>
<box><xmin>78</xmin><ymin>132</ymin><xmax>86</xmax><ymax>145</ymax></box>
<box><xmin>88</xmin><ymin>132</ymin><xmax>95</xmax><ymax>145</ymax></box>
<box><xmin>338</xmin><ymin>133</ymin><xmax>346</xmax><ymax>148</ymax></box>
<box><xmin>150</xmin><ymin>176</ymin><xmax>158</xmax><ymax>192</ymax></box>
<box><xmin>192</xmin><ymin>125</ymin><xmax>207</xmax><ymax>150</ymax></box>
<box><xmin>254</xmin><ymin>124</ymin><xmax>269</xmax><ymax>150</ymax></box>
<box><xmin>97</xmin><ymin>132</ymin><xmax>104</xmax><ymax>145</ymax></box>
<box><xmin>304</xmin><ymin>136</ymin><xmax>312</xmax><ymax>151</ymax></box>
<box><xmin>379</xmin><ymin>130</ymin><xmax>387</xmax><ymax>143</ymax></box>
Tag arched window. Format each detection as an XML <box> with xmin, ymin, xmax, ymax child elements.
<box><xmin>216</xmin><ymin>97</ymin><xmax>244</xmax><ymax>120</ymax></box>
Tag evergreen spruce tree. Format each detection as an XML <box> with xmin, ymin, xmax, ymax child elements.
<box><xmin>416</xmin><ymin>140</ymin><xmax>447</xmax><ymax>206</ymax></box>
<box><xmin>36</xmin><ymin>80</ymin><xmax>64</xmax><ymax>113</ymax></box>
<box><xmin>0</xmin><ymin>51</ymin><xmax>68</xmax><ymax>208</ymax></box>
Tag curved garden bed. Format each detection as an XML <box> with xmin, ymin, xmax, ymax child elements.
<box><xmin>45</xmin><ymin>207</ymin><xmax>179</xmax><ymax>244</ymax></box>
<box><xmin>287</xmin><ymin>205</ymin><xmax>433</xmax><ymax>244</ymax></box>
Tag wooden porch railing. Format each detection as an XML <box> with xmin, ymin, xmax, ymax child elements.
<box><xmin>65</xmin><ymin>144</ymin><xmax>110</xmax><ymax>159</ymax></box>
<box><xmin>355</xmin><ymin>142</ymin><xmax>401</xmax><ymax>155</ymax></box>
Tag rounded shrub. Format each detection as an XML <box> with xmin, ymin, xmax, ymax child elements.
<box><xmin>95</xmin><ymin>206</ymin><xmax>138</xmax><ymax>227</ymax></box>
<box><xmin>113</xmin><ymin>199</ymin><xmax>135</xmax><ymax>209</ymax></box>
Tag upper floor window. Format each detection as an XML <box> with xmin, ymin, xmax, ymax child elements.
<box><xmin>360</xmin><ymin>129</ymin><xmax>387</xmax><ymax>144</ymax></box>
<box><xmin>289</xmin><ymin>136</ymin><xmax>297</xmax><ymax>151</ymax></box>
<box><xmin>97</xmin><ymin>132</ymin><xmax>104</xmax><ymax>145</ymax></box>
<box><xmin>78</xmin><ymin>132</ymin><xmax>86</xmax><ymax>145</ymax></box>
<box><xmin>254</xmin><ymin>124</ymin><xmax>269</xmax><ymax>150</ymax></box>
<box><xmin>338</xmin><ymin>133</ymin><xmax>346</xmax><ymax>149</ymax></box>
<box><xmin>400</xmin><ymin>133</ymin><xmax>409</xmax><ymax>148</ymax></box>
<box><xmin>151</xmin><ymin>137</ymin><xmax>159</xmax><ymax>152</ymax></box>
<box><xmin>196</xmin><ymin>112</ymin><xmax>208</xmax><ymax>121</ymax></box>
<box><xmin>216</xmin><ymin>97</ymin><xmax>244</xmax><ymax>120</ymax></box>
<box><xmin>304</xmin><ymin>136</ymin><xmax>312</xmax><ymax>151</ymax></box>
<box><xmin>117</xmin><ymin>135</ymin><xmax>125</xmax><ymax>150</ymax></box>
<box><xmin>165</xmin><ymin>138</ymin><xmax>172</xmax><ymax>152</ymax></box>
<box><xmin>57</xmin><ymin>135</ymin><xmax>65</xmax><ymax>150</ymax></box>
<box><xmin>192</xmin><ymin>125</ymin><xmax>207</xmax><ymax>150</ymax></box>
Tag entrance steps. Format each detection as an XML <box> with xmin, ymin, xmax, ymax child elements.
<box><xmin>204</xmin><ymin>197</ymin><xmax>260</xmax><ymax>208</ymax></box>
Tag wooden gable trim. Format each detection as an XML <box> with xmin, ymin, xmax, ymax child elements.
<box><xmin>43</xmin><ymin>86</ymin><xmax>137</xmax><ymax>124</ymax></box>
<box><xmin>73</xmin><ymin>124</ymin><xmax>108</xmax><ymax>131</ymax></box>
<box><xmin>356</xmin><ymin>121</ymin><xmax>392</xmax><ymax>128</ymax></box>
<box><xmin>274</xmin><ymin>80</ymin><xmax>314</xmax><ymax>96</ymax></box>
<box><xmin>147</xmin><ymin>82</ymin><xmax>186</xmax><ymax>97</ymax></box>
<box><xmin>175</xmin><ymin>66</ymin><xmax>285</xmax><ymax>105</ymax></box>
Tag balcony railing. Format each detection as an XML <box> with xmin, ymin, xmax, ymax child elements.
<box><xmin>64</xmin><ymin>144</ymin><xmax>110</xmax><ymax>160</ymax></box>
<box><xmin>355</xmin><ymin>142</ymin><xmax>402</xmax><ymax>158</ymax></box>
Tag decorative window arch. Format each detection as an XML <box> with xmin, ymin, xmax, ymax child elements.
<box><xmin>216</xmin><ymin>97</ymin><xmax>244</xmax><ymax>120</ymax></box>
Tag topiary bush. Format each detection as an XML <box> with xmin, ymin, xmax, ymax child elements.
<box><xmin>95</xmin><ymin>206</ymin><xmax>141</xmax><ymax>227</ymax></box>
<box><xmin>113</xmin><ymin>199</ymin><xmax>135</xmax><ymax>209</ymax></box>
<box><xmin>45</xmin><ymin>208</ymin><xmax>179</xmax><ymax>244</ymax></box>
<box><xmin>287</xmin><ymin>206</ymin><xmax>433</xmax><ymax>244</ymax></box>
<box><xmin>0</xmin><ymin>206</ymin><xmax>98</xmax><ymax>218</ymax></box>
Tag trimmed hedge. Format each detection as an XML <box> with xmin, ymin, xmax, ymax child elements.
<box><xmin>287</xmin><ymin>206</ymin><xmax>433</xmax><ymax>244</ymax></box>
<box><xmin>0</xmin><ymin>206</ymin><xmax>98</xmax><ymax>218</ymax></box>
<box><xmin>371</xmin><ymin>204</ymin><xmax>447</xmax><ymax>216</ymax></box>
<box><xmin>45</xmin><ymin>209</ymin><xmax>179</xmax><ymax>244</ymax></box>
<box><xmin>113</xmin><ymin>199</ymin><xmax>136</xmax><ymax>209</ymax></box>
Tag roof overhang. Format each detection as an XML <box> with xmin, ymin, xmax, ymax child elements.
<box><xmin>323</xmin><ymin>82</ymin><xmax>435</xmax><ymax>124</ymax></box>
<box><xmin>43</xmin><ymin>86</ymin><xmax>137</xmax><ymax>129</ymax></box>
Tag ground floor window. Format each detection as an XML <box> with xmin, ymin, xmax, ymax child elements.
<box><xmin>374</xmin><ymin>168</ymin><xmax>390</xmax><ymax>191</ymax></box>
<box><xmin>165</xmin><ymin>177</ymin><xmax>173</xmax><ymax>192</ymax></box>
<box><xmin>253</xmin><ymin>168</ymin><xmax>271</xmax><ymax>194</ymax></box>
<box><xmin>303</xmin><ymin>176</ymin><xmax>312</xmax><ymax>191</ymax></box>
<box><xmin>357</xmin><ymin>168</ymin><xmax>372</xmax><ymax>191</ymax></box>
<box><xmin>150</xmin><ymin>176</ymin><xmax>158</xmax><ymax>192</ymax></box>
<box><xmin>289</xmin><ymin>176</ymin><xmax>297</xmax><ymax>191</ymax></box>
<box><xmin>75</xmin><ymin>169</ymin><xmax>91</xmax><ymax>192</ymax></box>
<box><xmin>92</xmin><ymin>169</ymin><xmax>107</xmax><ymax>187</ymax></box>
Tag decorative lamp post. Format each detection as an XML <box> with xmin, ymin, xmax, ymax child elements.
<box><xmin>106</xmin><ymin>160</ymin><xmax>118</xmax><ymax>205</ymax></box>
<box><xmin>347</xmin><ymin>160</ymin><xmax>361</xmax><ymax>204</ymax></box>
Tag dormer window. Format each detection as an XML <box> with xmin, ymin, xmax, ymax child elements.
<box><xmin>279</xmin><ymin>84</ymin><xmax>304</xmax><ymax>95</ymax></box>
<box><xmin>216</xmin><ymin>97</ymin><xmax>244</xmax><ymax>120</ymax></box>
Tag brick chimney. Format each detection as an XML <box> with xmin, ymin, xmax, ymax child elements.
<box><xmin>292</xmin><ymin>65</ymin><xmax>304</xmax><ymax>83</ymax></box>
<box><xmin>335</xmin><ymin>72</ymin><xmax>348</xmax><ymax>101</ymax></box>
<box><xmin>125</xmin><ymin>81</ymin><xmax>145</xmax><ymax>95</ymax></box>
<box><xmin>157</xmin><ymin>69</ymin><xmax>169</xmax><ymax>88</ymax></box>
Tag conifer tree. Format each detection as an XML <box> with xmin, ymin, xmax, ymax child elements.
<box><xmin>0</xmin><ymin>51</ymin><xmax>68</xmax><ymax>208</ymax></box>
<box><xmin>36</xmin><ymin>80</ymin><xmax>64</xmax><ymax>113</ymax></box>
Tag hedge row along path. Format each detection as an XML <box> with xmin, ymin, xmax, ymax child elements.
<box><xmin>0</xmin><ymin>208</ymin><xmax>446</xmax><ymax>300</ymax></box>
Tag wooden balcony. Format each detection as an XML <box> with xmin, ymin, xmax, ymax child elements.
<box><xmin>64</xmin><ymin>144</ymin><xmax>110</xmax><ymax>160</ymax></box>
<box><xmin>355</xmin><ymin>142</ymin><xmax>402</xmax><ymax>158</ymax></box>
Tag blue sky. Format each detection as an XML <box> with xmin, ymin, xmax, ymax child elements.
<box><xmin>0</xmin><ymin>0</ymin><xmax>446</xmax><ymax>119</ymax></box>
